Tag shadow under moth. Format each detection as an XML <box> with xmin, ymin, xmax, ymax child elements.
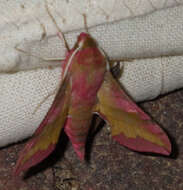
<box><xmin>14</xmin><ymin>12</ymin><xmax>171</xmax><ymax>176</ymax></box>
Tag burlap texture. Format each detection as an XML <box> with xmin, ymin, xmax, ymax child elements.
<box><xmin>0</xmin><ymin>0</ymin><xmax>183</xmax><ymax>146</ymax></box>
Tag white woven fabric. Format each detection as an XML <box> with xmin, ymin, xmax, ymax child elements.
<box><xmin>0</xmin><ymin>0</ymin><xmax>183</xmax><ymax>147</ymax></box>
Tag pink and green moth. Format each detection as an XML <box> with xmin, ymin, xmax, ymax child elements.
<box><xmin>14</xmin><ymin>13</ymin><xmax>171</xmax><ymax>176</ymax></box>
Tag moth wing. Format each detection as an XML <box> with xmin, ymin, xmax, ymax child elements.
<box><xmin>14</xmin><ymin>75</ymin><xmax>71</xmax><ymax>175</ymax></box>
<box><xmin>96</xmin><ymin>72</ymin><xmax>171</xmax><ymax>155</ymax></box>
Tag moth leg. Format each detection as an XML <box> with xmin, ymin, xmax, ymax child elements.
<box><xmin>45</xmin><ymin>2</ymin><xmax>70</xmax><ymax>51</ymax></box>
<box><xmin>15</xmin><ymin>45</ymin><xmax>64</xmax><ymax>62</ymax></box>
<box><xmin>33</xmin><ymin>84</ymin><xmax>60</xmax><ymax>114</ymax></box>
<box><xmin>35</xmin><ymin>17</ymin><xmax>47</xmax><ymax>41</ymax></box>
<box><xmin>109</xmin><ymin>61</ymin><xmax>124</xmax><ymax>79</ymax></box>
<box><xmin>110</xmin><ymin>58</ymin><xmax>134</xmax><ymax>63</ymax></box>
<box><xmin>109</xmin><ymin>57</ymin><xmax>135</xmax><ymax>78</ymax></box>
<box><xmin>15</xmin><ymin>14</ymin><xmax>65</xmax><ymax>62</ymax></box>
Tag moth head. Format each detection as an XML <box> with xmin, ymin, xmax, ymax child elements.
<box><xmin>73</xmin><ymin>32</ymin><xmax>97</xmax><ymax>50</ymax></box>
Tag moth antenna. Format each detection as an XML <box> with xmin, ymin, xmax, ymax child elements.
<box><xmin>15</xmin><ymin>44</ymin><xmax>64</xmax><ymax>62</ymax></box>
<box><xmin>45</xmin><ymin>2</ymin><xmax>70</xmax><ymax>51</ymax></box>
<box><xmin>82</xmin><ymin>13</ymin><xmax>89</xmax><ymax>33</ymax></box>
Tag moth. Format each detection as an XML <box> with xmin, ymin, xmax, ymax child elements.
<box><xmin>14</xmin><ymin>12</ymin><xmax>171</xmax><ymax>176</ymax></box>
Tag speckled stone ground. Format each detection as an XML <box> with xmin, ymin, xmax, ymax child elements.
<box><xmin>0</xmin><ymin>89</ymin><xmax>182</xmax><ymax>190</ymax></box>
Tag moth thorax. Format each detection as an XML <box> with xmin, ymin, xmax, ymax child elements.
<box><xmin>77</xmin><ymin>32</ymin><xmax>97</xmax><ymax>49</ymax></box>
